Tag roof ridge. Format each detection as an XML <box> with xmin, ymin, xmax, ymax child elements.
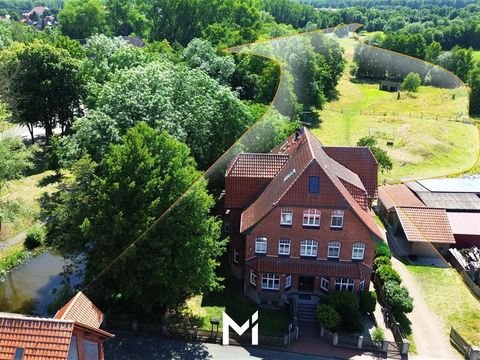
<box><xmin>56</xmin><ymin>291</ymin><xmax>83</xmax><ymax>320</ymax></box>
<box><xmin>304</xmin><ymin>131</ymin><xmax>383</xmax><ymax>239</ymax></box>
<box><xmin>0</xmin><ymin>314</ymin><xmax>74</xmax><ymax>324</ymax></box>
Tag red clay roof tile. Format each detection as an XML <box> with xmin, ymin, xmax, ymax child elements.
<box><xmin>246</xmin><ymin>257</ymin><xmax>372</xmax><ymax>278</ymax></box>
<box><xmin>323</xmin><ymin>146</ymin><xmax>378</xmax><ymax>199</ymax></box>
<box><xmin>0</xmin><ymin>315</ymin><xmax>74</xmax><ymax>360</ymax></box>
<box><xmin>378</xmin><ymin>184</ymin><xmax>425</xmax><ymax>211</ymax></box>
<box><xmin>395</xmin><ymin>206</ymin><xmax>455</xmax><ymax>244</ymax></box>
<box><xmin>54</xmin><ymin>291</ymin><xmax>104</xmax><ymax>329</ymax></box>
<box><xmin>237</xmin><ymin>128</ymin><xmax>383</xmax><ymax>239</ymax></box>
<box><xmin>226</xmin><ymin>153</ymin><xmax>289</xmax><ymax>178</ymax></box>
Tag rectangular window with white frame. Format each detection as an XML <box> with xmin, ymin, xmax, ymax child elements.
<box><xmin>285</xmin><ymin>275</ymin><xmax>292</xmax><ymax>289</ymax></box>
<box><xmin>250</xmin><ymin>271</ymin><xmax>257</xmax><ymax>287</ymax></box>
<box><xmin>255</xmin><ymin>237</ymin><xmax>267</xmax><ymax>254</ymax></box>
<box><xmin>352</xmin><ymin>242</ymin><xmax>366</xmax><ymax>260</ymax></box>
<box><xmin>300</xmin><ymin>239</ymin><xmax>318</xmax><ymax>257</ymax></box>
<box><xmin>330</xmin><ymin>210</ymin><xmax>344</xmax><ymax>229</ymax></box>
<box><xmin>328</xmin><ymin>240</ymin><xmax>341</xmax><ymax>258</ymax></box>
<box><xmin>303</xmin><ymin>209</ymin><xmax>321</xmax><ymax>227</ymax></box>
<box><xmin>320</xmin><ymin>277</ymin><xmax>329</xmax><ymax>292</ymax></box>
<box><xmin>280</xmin><ymin>208</ymin><xmax>293</xmax><ymax>225</ymax></box>
<box><xmin>278</xmin><ymin>238</ymin><xmax>291</xmax><ymax>255</ymax></box>
<box><xmin>335</xmin><ymin>278</ymin><xmax>354</xmax><ymax>291</ymax></box>
<box><xmin>261</xmin><ymin>273</ymin><xmax>280</xmax><ymax>290</ymax></box>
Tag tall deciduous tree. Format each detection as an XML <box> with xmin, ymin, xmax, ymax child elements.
<box><xmin>357</xmin><ymin>136</ymin><xmax>393</xmax><ymax>173</ymax></box>
<box><xmin>468</xmin><ymin>64</ymin><xmax>480</xmax><ymax>115</ymax></box>
<box><xmin>0</xmin><ymin>40</ymin><xmax>82</xmax><ymax>142</ymax></box>
<box><xmin>183</xmin><ymin>38</ymin><xmax>235</xmax><ymax>85</ymax></box>
<box><xmin>93</xmin><ymin>61</ymin><xmax>253</xmax><ymax>169</ymax></box>
<box><xmin>58</xmin><ymin>0</ymin><xmax>106</xmax><ymax>39</ymax></box>
<box><xmin>49</xmin><ymin>123</ymin><xmax>225</xmax><ymax>317</ymax></box>
<box><xmin>401</xmin><ymin>72</ymin><xmax>421</xmax><ymax>92</ymax></box>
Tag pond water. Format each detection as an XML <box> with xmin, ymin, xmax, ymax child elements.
<box><xmin>0</xmin><ymin>251</ymin><xmax>82</xmax><ymax>316</ymax></box>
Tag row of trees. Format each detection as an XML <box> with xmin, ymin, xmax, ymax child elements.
<box><xmin>0</xmin><ymin>0</ymin><xmax>347</xmax><ymax>318</ymax></box>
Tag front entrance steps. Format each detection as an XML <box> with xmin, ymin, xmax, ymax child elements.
<box><xmin>296</xmin><ymin>295</ymin><xmax>318</xmax><ymax>322</ymax></box>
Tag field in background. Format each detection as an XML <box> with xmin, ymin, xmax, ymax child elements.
<box><xmin>312</xmin><ymin>37</ymin><xmax>479</xmax><ymax>183</ymax></box>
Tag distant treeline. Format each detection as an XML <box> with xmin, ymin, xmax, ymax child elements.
<box><xmin>298</xmin><ymin>0</ymin><xmax>478</xmax><ymax>9</ymax></box>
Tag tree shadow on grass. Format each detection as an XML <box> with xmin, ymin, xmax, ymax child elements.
<box><xmin>37</xmin><ymin>173</ymin><xmax>62</xmax><ymax>187</ymax></box>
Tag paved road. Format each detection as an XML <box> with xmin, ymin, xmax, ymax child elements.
<box><xmin>105</xmin><ymin>332</ymin><xmax>344</xmax><ymax>360</ymax></box>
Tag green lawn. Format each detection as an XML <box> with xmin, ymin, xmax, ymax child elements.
<box><xmin>407</xmin><ymin>266</ymin><xmax>480</xmax><ymax>345</ymax></box>
<box><xmin>185</xmin><ymin>272</ymin><xmax>291</xmax><ymax>336</ymax></box>
<box><xmin>0</xmin><ymin>169</ymin><xmax>59</xmax><ymax>242</ymax></box>
<box><xmin>312</xmin><ymin>38</ymin><xmax>478</xmax><ymax>183</ymax></box>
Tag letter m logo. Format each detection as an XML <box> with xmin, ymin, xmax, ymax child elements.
<box><xmin>222</xmin><ymin>311</ymin><xmax>258</xmax><ymax>345</ymax></box>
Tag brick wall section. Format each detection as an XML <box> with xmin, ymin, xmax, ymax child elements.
<box><xmin>244</xmin><ymin>207</ymin><xmax>374</xmax><ymax>265</ymax></box>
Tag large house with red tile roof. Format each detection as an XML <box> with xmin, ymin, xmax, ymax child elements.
<box><xmin>224</xmin><ymin>127</ymin><xmax>383</xmax><ymax>305</ymax></box>
<box><xmin>0</xmin><ymin>292</ymin><xmax>113</xmax><ymax>360</ymax></box>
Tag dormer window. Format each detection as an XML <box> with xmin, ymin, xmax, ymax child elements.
<box><xmin>303</xmin><ymin>209</ymin><xmax>321</xmax><ymax>227</ymax></box>
<box><xmin>280</xmin><ymin>208</ymin><xmax>293</xmax><ymax>225</ymax></box>
<box><xmin>309</xmin><ymin>176</ymin><xmax>319</xmax><ymax>193</ymax></box>
<box><xmin>331</xmin><ymin>210</ymin><xmax>344</xmax><ymax>229</ymax></box>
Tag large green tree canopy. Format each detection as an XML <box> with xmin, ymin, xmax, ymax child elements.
<box><xmin>0</xmin><ymin>39</ymin><xmax>82</xmax><ymax>141</ymax></box>
<box><xmin>49</xmin><ymin>123</ymin><xmax>225</xmax><ymax>317</ymax></box>
<box><xmin>58</xmin><ymin>0</ymin><xmax>106</xmax><ymax>39</ymax></box>
<box><xmin>89</xmin><ymin>61</ymin><xmax>253</xmax><ymax>168</ymax></box>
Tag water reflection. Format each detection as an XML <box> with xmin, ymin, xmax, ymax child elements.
<box><xmin>0</xmin><ymin>251</ymin><xmax>82</xmax><ymax>316</ymax></box>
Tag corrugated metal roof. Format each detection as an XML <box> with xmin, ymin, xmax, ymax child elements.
<box><xmin>396</xmin><ymin>206</ymin><xmax>455</xmax><ymax>244</ymax></box>
<box><xmin>416</xmin><ymin>177</ymin><xmax>480</xmax><ymax>194</ymax></box>
<box><xmin>404</xmin><ymin>181</ymin><xmax>430</xmax><ymax>193</ymax></box>
<box><xmin>378</xmin><ymin>184</ymin><xmax>425</xmax><ymax>211</ymax></box>
<box><xmin>416</xmin><ymin>192</ymin><xmax>480</xmax><ymax>210</ymax></box>
<box><xmin>447</xmin><ymin>212</ymin><xmax>480</xmax><ymax>235</ymax></box>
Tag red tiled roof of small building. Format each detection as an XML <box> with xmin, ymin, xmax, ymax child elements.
<box><xmin>0</xmin><ymin>314</ymin><xmax>74</xmax><ymax>360</ymax></box>
<box><xmin>239</xmin><ymin>128</ymin><xmax>383</xmax><ymax>239</ymax></box>
<box><xmin>378</xmin><ymin>184</ymin><xmax>425</xmax><ymax>211</ymax></box>
<box><xmin>226</xmin><ymin>153</ymin><xmax>289</xmax><ymax>178</ymax></box>
<box><xmin>54</xmin><ymin>291</ymin><xmax>104</xmax><ymax>329</ymax></box>
<box><xmin>247</xmin><ymin>257</ymin><xmax>372</xmax><ymax>278</ymax></box>
<box><xmin>395</xmin><ymin>206</ymin><xmax>455</xmax><ymax>244</ymax></box>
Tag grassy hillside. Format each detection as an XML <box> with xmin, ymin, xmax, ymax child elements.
<box><xmin>312</xmin><ymin>37</ymin><xmax>479</xmax><ymax>182</ymax></box>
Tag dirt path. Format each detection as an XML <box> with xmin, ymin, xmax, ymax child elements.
<box><xmin>391</xmin><ymin>257</ymin><xmax>460</xmax><ymax>359</ymax></box>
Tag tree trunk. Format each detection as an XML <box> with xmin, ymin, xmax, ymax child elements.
<box><xmin>45</xmin><ymin>122</ymin><xmax>53</xmax><ymax>144</ymax></box>
<box><xmin>26</xmin><ymin>123</ymin><xmax>34</xmax><ymax>144</ymax></box>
